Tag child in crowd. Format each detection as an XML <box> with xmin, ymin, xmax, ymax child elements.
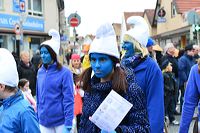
<box><xmin>18</xmin><ymin>78</ymin><xmax>37</xmax><ymax>112</ymax></box>
<box><xmin>69</xmin><ymin>53</ymin><xmax>84</xmax><ymax>131</ymax></box>
<box><xmin>161</xmin><ymin>59</ymin><xmax>179</xmax><ymax>125</ymax></box>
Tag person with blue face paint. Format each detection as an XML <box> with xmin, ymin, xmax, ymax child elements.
<box><xmin>78</xmin><ymin>22</ymin><xmax>150</xmax><ymax>133</ymax></box>
<box><xmin>36</xmin><ymin>29</ymin><xmax>74</xmax><ymax>133</ymax></box>
<box><xmin>121</xmin><ymin>16</ymin><xmax>164</xmax><ymax>133</ymax></box>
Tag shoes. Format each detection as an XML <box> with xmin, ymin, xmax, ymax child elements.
<box><xmin>171</xmin><ymin>120</ymin><xmax>180</xmax><ymax>125</ymax></box>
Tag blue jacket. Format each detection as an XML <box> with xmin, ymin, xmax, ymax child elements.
<box><xmin>179</xmin><ymin>64</ymin><xmax>200</xmax><ymax>133</ymax></box>
<box><xmin>79</xmin><ymin>76</ymin><xmax>150</xmax><ymax>133</ymax></box>
<box><xmin>0</xmin><ymin>90</ymin><xmax>40</xmax><ymax>133</ymax></box>
<box><xmin>36</xmin><ymin>62</ymin><xmax>74</xmax><ymax>127</ymax></box>
<box><xmin>178</xmin><ymin>54</ymin><xmax>195</xmax><ymax>86</ymax></box>
<box><xmin>121</xmin><ymin>56</ymin><xmax>164</xmax><ymax>133</ymax></box>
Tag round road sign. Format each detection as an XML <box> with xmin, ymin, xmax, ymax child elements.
<box><xmin>69</xmin><ymin>17</ymin><xmax>79</xmax><ymax>27</ymax></box>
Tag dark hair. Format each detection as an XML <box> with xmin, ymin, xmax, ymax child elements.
<box><xmin>5</xmin><ymin>85</ymin><xmax>18</xmax><ymax>93</ymax></box>
<box><xmin>39</xmin><ymin>45</ymin><xmax>62</xmax><ymax>70</ymax></box>
<box><xmin>79</xmin><ymin>55</ymin><xmax>127</xmax><ymax>93</ymax></box>
<box><xmin>18</xmin><ymin>78</ymin><xmax>29</xmax><ymax>88</ymax></box>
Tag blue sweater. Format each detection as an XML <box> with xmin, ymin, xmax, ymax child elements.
<box><xmin>36</xmin><ymin>62</ymin><xmax>74</xmax><ymax>127</ymax></box>
<box><xmin>0</xmin><ymin>90</ymin><xmax>40</xmax><ymax>133</ymax></box>
<box><xmin>121</xmin><ymin>56</ymin><xmax>164</xmax><ymax>133</ymax></box>
<box><xmin>79</xmin><ymin>76</ymin><xmax>150</xmax><ymax>133</ymax></box>
<box><xmin>179</xmin><ymin>64</ymin><xmax>200</xmax><ymax>133</ymax></box>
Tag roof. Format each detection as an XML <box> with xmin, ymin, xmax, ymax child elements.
<box><xmin>124</xmin><ymin>12</ymin><xmax>144</xmax><ymax>30</ymax></box>
<box><xmin>174</xmin><ymin>0</ymin><xmax>200</xmax><ymax>14</ymax></box>
<box><xmin>144</xmin><ymin>9</ymin><xmax>155</xmax><ymax>25</ymax></box>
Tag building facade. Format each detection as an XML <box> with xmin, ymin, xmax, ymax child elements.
<box><xmin>0</xmin><ymin>0</ymin><xmax>60</xmax><ymax>56</ymax></box>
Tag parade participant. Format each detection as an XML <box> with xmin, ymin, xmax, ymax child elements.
<box><xmin>36</xmin><ymin>29</ymin><xmax>74</xmax><ymax>133</ymax></box>
<box><xmin>121</xmin><ymin>16</ymin><xmax>164</xmax><ymax>133</ymax></box>
<box><xmin>78</xmin><ymin>22</ymin><xmax>150</xmax><ymax>133</ymax></box>
<box><xmin>0</xmin><ymin>48</ymin><xmax>40</xmax><ymax>133</ymax></box>
<box><xmin>18</xmin><ymin>78</ymin><xmax>37</xmax><ymax>112</ymax></box>
<box><xmin>179</xmin><ymin>59</ymin><xmax>200</xmax><ymax>133</ymax></box>
<box><xmin>161</xmin><ymin>60</ymin><xmax>179</xmax><ymax>125</ymax></box>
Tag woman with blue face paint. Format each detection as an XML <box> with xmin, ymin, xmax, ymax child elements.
<box><xmin>78</xmin><ymin>22</ymin><xmax>150</xmax><ymax>133</ymax></box>
<box><xmin>121</xmin><ymin>16</ymin><xmax>164</xmax><ymax>133</ymax></box>
<box><xmin>36</xmin><ymin>29</ymin><xmax>74</xmax><ymax>133</ymax></box>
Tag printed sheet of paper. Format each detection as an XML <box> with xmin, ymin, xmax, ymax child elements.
<box><xmin>90</xmin><ymin>90</ymin><xmax>133</xmax><ymax>131</ymax></box>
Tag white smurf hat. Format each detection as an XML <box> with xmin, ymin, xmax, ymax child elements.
<box><xmin>0</xmin><ymin>48</ymin><xmax>19</xmax><ymax>87</ymax></box>
<box><xmin>89</xmin><ymin>22</ymin><xmax>120</xmax><ymax>59</ymax></box>
<box><xmin>41</xmin><ymin>29</ymin><xmax>60</xmax><ymax>55</ymax></box>
<box><xmin>124</xmin><ymin>16</ymin><xmax>149</xmax><ymax>47</ymax></box>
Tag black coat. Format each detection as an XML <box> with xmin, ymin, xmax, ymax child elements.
<box><xmin>162</xmin><ymin>54</ymin><xmax>178</xmax><ymax>78</ymax></box>
<box><xmin>17</xmin><ymin>61</ymin><xmax>36</xmax><ymax>96</ymax></box>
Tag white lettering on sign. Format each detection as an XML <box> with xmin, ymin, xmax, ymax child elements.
<box><xmin>0</xmin><ymin>18</ymin><xmax>8</xmax><ymax>25</ymax></box>
<box><xmin>9</xmin><ymin>18</ymin><xmax>19</xmax><ymax>25</ymax></box>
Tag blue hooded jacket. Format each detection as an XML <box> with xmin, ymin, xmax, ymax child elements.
<box><xmin>36</xmin><ymin>62</ymin><xmax>74</xmax><ymax>127</ymax></box>
<box><xmin>179</xmin><ymin>64</ymin><xmax>200</xmax><ymax>133</ymax></box>
<box><xmin>121</xmin><ymin>56</ymin><xmax>164</xmax><ymax>133</ymax></box>
<box><xmin>0</xmin><ymin>90</ymin><xmax>40</xmax><ymax>133</ymax></box>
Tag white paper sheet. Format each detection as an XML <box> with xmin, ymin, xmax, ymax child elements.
<box><xmin>90</xmin><ymin>90</ymin><xmax>133</xmax><ymax>131</ymax></box>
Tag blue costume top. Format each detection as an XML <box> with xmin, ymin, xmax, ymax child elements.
<box><xmin>121</xmin><ymin>56</ymin><xmax>164</xmax><ymax>133</ymax></box>
<box><xmin>36</xmin><ymin>62</ymin><xmax>74</xmax><ymax>127</ymax></box>
<box><xmin>0</xmin><ymin>90</ymin><xmax>40</xmax><ymax>133</ymax></box>
<box><xmin>179</xmin><ymin>64</ymin><xmax>200</xmax><ymax>133</ymax></box>
<box><xmin>79</xmin><ymin>73</ymin><xmax>150</xmax><ymax>133</ymax></box>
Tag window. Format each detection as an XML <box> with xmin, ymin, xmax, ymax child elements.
<box><xmin>28</xmin><ymin>0</ymin><xmax>43</xmax><ymax>17</ymax></box>
<box><xmin>171</xmin><ymin>2</ymin><xmax>176</xmax><ymax>18</ymax></box>
<box><xmin>0</xmin><ymin>0</ymin><xmax>3</xmax><ymax>10</ymax></box>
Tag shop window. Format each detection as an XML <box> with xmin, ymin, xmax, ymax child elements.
<box><xmin>171</xmin><ymin>3</ymin><xmax>176</xmax><ymax>18</ymax></box>
<box><xmin>28</xmin><ymin>0</ymin><xmax>43</xmax><ymax>17</ymax></box>
<box><xmin>0</xmin><ymin>0</ymin><xmax>3</xmax><ymax>10</ymax></box>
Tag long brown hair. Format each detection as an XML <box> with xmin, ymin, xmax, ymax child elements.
<box><xmin>79</xmin><ymin>55</ymin><xmax>127</xmax><ymax>93</ymax></box>
<box><xmin>39</xmin><ymin>45</ymin><xmax>62</xmax><ymax>70</ymax></box>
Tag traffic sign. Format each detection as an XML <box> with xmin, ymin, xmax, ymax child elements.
<box><xmin>69</xmin><ymin>17</ymin><xmax>79</xmax><ymax>27</ymax></box>
<box><xmin>68</xmin><ymin>13</ymin><xmax>81</xmax><ymax>27</ymax></box>
<box><xmin>14</xmin><ymin>23</ymin><xmax>21</xmax><ymax>35</ymax></box>
<box><xmin>19</xmin><ymin>0</ymin><xmax>25</xmax><ymax>12</ymax></box>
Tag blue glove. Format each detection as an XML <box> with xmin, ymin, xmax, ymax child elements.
<box><xmin>101</xmin><ymin>130</ymin><xmax>116</xmax><ymax>133</ymax></box>
<box><xmin>62</xmin><ymin>126</ymin><xmax>72</xmax><ymax>133</ymax></box>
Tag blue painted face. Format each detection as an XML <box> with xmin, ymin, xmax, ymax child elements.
<box><xmin>122</xmin><ymin>41</ymin><xmax>134</xmax><ymax>58</ymax></box>
<box><xmin>40</xmin><ymin>46</ymin><xmax>52</xmax><ymax>64</ymax></box>
<box><xmin>90</xmin><ymin>53</ymin><xmax>114</xmax><ymax>79</ymax></box>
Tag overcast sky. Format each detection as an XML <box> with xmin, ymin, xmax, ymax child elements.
<box><xmin>64</xmin><ymin>0</ymin><xmax>157</xmax><ymax>36</ymax></box>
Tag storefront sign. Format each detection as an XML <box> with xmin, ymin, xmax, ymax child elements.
<box><xmin>0</xmin><ymin>14</ymin><xmax>44</xmax><ymax>31</ymax></box>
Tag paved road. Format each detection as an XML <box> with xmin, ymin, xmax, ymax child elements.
<box><xmin>166</xmin><ymin>106</ymin><xmax>197</xmax><ymax>133</ymax></box>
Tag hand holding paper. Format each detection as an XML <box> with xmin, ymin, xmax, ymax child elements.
<box><xmin>89</xmin><ymin>90</ymin><xmax>133</xmax><ymax>131</ymax></box>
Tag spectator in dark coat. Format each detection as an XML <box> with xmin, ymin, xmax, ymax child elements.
<box><xmin>12</xmin><ymin>51</ymin><xmax>20</xmax><ymax>66</ymax></box>
<box><xmin>162</xmin><ymin>43</ymin><xmax>179</xmax><ymax>114</ymax></box>
<box><xmin>31</xmin><ymin>50</ymin><xmax>41</xmax><ymax>73</ymax></box>
<box><xmin>178</xmin><ymin>44</ymin><xmax>195</xmax><ymax>113</ymax></box>
<box><xmin>161</xmin><ymin>59</ymin><xmax>179</xmax><ymax>125</ymax></box>
<box><xmin>18</xmin><ymin>51</ymin><xmax>36</xmax><ymax>96</ymax></box>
